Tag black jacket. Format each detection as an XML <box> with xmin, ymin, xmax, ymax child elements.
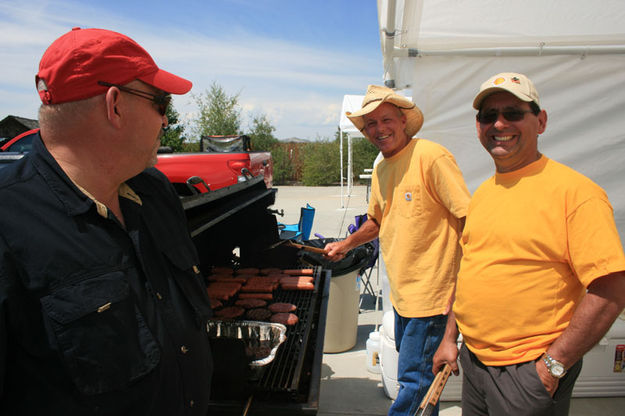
<box><xmin>0</xmin><ymin>133</ymin><xmax>213</xmax><ymax>415</ymax></box>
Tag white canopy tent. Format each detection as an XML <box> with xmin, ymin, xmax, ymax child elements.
<box><xmin>377</xmin><ymin>0</ymin><xmax>625</xmax><ymax>242</ymax></box>
<box><xmin>339</xmin><ymin>95</ymin><xmax>364</xmax><ymax>207</ymax></box>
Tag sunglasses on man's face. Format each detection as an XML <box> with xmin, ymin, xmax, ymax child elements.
<box><xmin>476</xmin><ymin>109</ymin><xmax>533</xmax><ymax>124</ymax></box>
<box><xmin>98</xmin><ymin>81</ymin><xmax>171</xmax><ymax>116</ymax></box>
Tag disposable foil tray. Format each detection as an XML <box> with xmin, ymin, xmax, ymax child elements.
<box><xmin>207</xmin><ymin>320</ymin><xmax>287</xmax><ymax>367</ymax></box>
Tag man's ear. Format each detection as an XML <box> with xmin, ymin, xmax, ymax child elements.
<box><xmin>104</xmin><ymin>87</ymin><xmax>123</xmax><ymax>128</ymax></box>
<box><xmin>537</xmin><ymin>109</ymin><xmax>548</xmax><ymax>135</ymax></box>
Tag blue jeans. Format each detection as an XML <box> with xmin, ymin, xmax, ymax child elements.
<box><xmin>388</xmin><ymin>310</ymin><xmax>447</xmax><ymax>416</ymax></box>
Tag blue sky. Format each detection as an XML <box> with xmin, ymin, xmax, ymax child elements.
<box><xmin>1</xmin><ymin>0</ymin><xmax>382</xmax><ymax>140</ymax></box>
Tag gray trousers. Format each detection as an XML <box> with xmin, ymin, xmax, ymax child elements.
<box><xmin>459</xmin><ymin>344</ymin><xmax>583</xmax><ymax>416</ymax></box>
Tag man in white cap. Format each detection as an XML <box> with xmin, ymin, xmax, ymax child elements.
<box><xmin>433</xmin><ymin>72</ymin><xmax>625</xmax><ymax>415</ymax></box>
<box><xmin>0</xmin><ymin>28</ymin><xmax>213</xmax><ymax>414</ymax></box>
<box><xmin>325</xmin><ymin>85</ymin><xmax>470</xmax><ymax>416</ymax></box>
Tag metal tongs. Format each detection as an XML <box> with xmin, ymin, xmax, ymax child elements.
<box><xmin>266</xmin><ymin>239</ymin><xmax>327</xmax><ymax>254</ymax></box>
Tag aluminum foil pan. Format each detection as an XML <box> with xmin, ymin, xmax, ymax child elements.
<box><xmin>207</xmin><ymin>320</ymin><xmax>287</xmax><ymax>367</ymax></box>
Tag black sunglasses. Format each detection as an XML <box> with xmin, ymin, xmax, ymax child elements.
<box><xmin>98</xmin><ymin>81</ymin><xmax>171</xmax><ymax>116</ymax></box>
<box><xmin>476</xmin><ymin>109</ymin><xmax>533</xmax><ymax>124</ymax></box>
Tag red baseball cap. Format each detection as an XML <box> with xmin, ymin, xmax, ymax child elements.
<box><xmin>36</xmin><ymin>27</ymin><xmax>192</xmax><ymax>104</ymax></box>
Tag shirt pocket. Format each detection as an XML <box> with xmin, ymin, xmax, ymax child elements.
<box><xmin>40</xmin><ymin>271</ymin><xmax>160</xmax><ymax>395</ymax></box>
<box><xmin>393</xmin><ymin>185</ymin><xmax>422</xmax><ymax>218</ymax></box>
<box><xmin>162</xmin><ymin>246</ymin><xmax>213</xmax><ymax>325</ymax></box>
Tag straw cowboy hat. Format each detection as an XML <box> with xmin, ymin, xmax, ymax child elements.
<box><xmin>347</xmin><ymin>85</ymin><xmax>424</xmax><ymax>138</ymax></box>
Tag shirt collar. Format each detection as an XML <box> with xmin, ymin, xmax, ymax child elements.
<box><xmin>30</xmin><ymin>133</ymin><xmax>143</xmax><ymax>219</ymax></box>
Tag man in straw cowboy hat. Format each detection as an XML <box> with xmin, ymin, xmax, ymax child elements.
<box><xmin>433</xmin><ymin>72</ymin><xmax>625</xmax><ymax>415</ymax></box>
<box><xmin>325</xmin><ymin>85</ymin><xmax>470</xmax><ymax>416</ymax></box>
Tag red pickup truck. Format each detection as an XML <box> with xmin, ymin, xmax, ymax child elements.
<box><xmin>1</xmin><ymin>130</ymin><xmax>273</xmax><ymax>197</ymax></box>
<box><xmin>154</xmin><ymin>135</ymin><xmax>273</xmax><ymax>196</ymax></box>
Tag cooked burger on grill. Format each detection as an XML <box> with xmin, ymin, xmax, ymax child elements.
<box><xmin>206</xmin><ymin>281</ymin><xmax>242</xmax><ymax>300</ymax></box>
<box><xmin>214</xmin><ymin>306</ymin><xmax>245</xmax><ymax>319</ymax></box>
<box><xmin>259</xmin><ymin>267</ymin><xmax>281</xmax><ymax>275</ymax></box>
<box><xmin>247</xmin><ymin>275</ymin><xmax>282</xmax><ymax>284</ymax></box>
<box><xmin>208</xmin><ymin>298</ymin><xmax>223</xmax><ymax>309</ymax></box>
<box><xmin>236</xmin><ymin>267</ymin><xmax>259</xmax><ymax>275</ymax></box>
<box><xmin>268</xmin><ymin>302</ymin><xmax>297</xmax><ymax>313</ymax></box>
<box><xmin>238</xmin><ymin>293</ymin><xmax>273</xmax><ymax>300</ymax></box>
<box><xmin>241</xmin><ymin>282</ymin><xmax>277</xmax><ymax>292</ymax></box>
<box><xmin>246</xmin><ymin>308</ymin><xmax>272</xmax><ymax>321</ymax></box>
<box><xmin>271</xmin><ymin>312</ymin><xmax>299</xmax><ymax>326</ymax></box>
<box><xmin>235</xmin><ymin>298</ymin><xmax>268</xmax><ymax>309</ymax></box>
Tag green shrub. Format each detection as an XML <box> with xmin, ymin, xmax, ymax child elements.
<box><xmin>301</xmin><ymin>140</ymin><xmax>340</xmax><ymax>186</ymax></box>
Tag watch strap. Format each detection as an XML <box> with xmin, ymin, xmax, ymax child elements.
<box><xmin>542</xmin><ymin>352</ymin><xmax>567</xmax><ymax>378</ymax></box>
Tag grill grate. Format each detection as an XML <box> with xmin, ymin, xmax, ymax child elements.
<box><xmin>255</xmin><ymin>267</ymin><xmax>320</xmax><ymax>393</ymax></box>
<box><xmin>206</xmin><ymin>266</ymin><xmax>329</xmax><ymax>415</ymax></box>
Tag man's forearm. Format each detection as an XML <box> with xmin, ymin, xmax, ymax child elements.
<box><xmin>442</xmin><ymin>309</ymin><xmax>460</xmax><ymax>343</ymax></box>
<box><xmin>433</xmin><ymin>309</ymin><xmax>461</xmax><ymax>374</ymax></box>
<box><xmin>343</xmin><ymin>219</ymin><xmax>380</xmax><ymax>250</ymax></box>
<box><xmin>548</xmin><ymin>271</ymin><xmax>625</xmax><ymax>368</ymax></box>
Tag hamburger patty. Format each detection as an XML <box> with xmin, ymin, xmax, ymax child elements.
<box><xmin>246</xmin><ymin>308</ymin><xmax>272</xmax><ymax>321</ymax></box>
<box><xmin>235</xmin><ymin>298</ymin><xmax>268</xmax><ymax>309</ymax></box>
<box><xmin>214</xmin><ymin>306</ymin><xmax>245</xmax><ymax>319</ymax></box>
<box><xmin>268</xmin><ymin>302</ymin><xmax>297</xmax><ymax>313</ymax></box>
<box><xmin>270</xmin><ymin>312</ymin><xmax>299</xmax><ymax>326</ymax></box>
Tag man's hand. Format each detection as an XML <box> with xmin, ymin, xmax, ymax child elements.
<box><xmin>323</xmin><ymin>218</ymin><xmax>380</xmax><ymax>262</ymax></box>
<box><xmin>535</xmin><ymin>358</ymin><xmax>559</xmax><ymax>397</ymax></box>
<box><xmin>433</xmin><ymin>338</ymin><xmax>460</xmax><ymax>376</ymax></box>
<box><xmin>323</xmin><ymin>241</ymin><xmax>351</xmax><ymax>262</ymax></box>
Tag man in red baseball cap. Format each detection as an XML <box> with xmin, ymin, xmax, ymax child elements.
<box><xmin>0</xmin><ymin>28</ymin><xmax>214</xmax><ymax>415</ymax></box>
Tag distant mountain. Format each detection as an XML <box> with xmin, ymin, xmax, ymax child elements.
<box><xmin>279</xmin><ymin>137</ymin><xmax>309</xmax><ymax>143</ymax></box>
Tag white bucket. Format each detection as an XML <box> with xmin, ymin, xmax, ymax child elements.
<box><xmin>366</xmin><ymin>331</ymin><xmax>381</xmax><ymax>373</ymax></box>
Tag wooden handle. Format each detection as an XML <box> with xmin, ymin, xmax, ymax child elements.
<box><xmin>417</xmin><ymin>364</ymin><xmax>452</xmax><ymax>411</ymax></box>
<box><xmin>286</xmin><ymin>241</ymin><xmax>327</xmax><ymax>254</ymax></box>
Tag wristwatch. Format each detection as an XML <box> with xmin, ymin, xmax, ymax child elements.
<box><xmin>542</xmin><ymin>352</ymin><xmax>567</xmax><ymax>378</ymax></box>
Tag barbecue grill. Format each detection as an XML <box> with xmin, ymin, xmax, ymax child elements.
<box><xmin>180</xmin><ymin>176</ymin><xmax>330</xmax><ymax>415</ymax></box>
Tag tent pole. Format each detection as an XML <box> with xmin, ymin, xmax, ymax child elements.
<box><xmin>382</xmin><ymin>0</ymin><xmax>398</xmax><ymax>87</ymax></box>
<box><xmin>389</xmin><ymin>44</ymin><xmax>625</xmax><ymax>58</ymax></box>
<box><xmin>340</xmin><ymin>127</ymin><xmax>344</xmax><ymax>208</ymax></box>
<box><xmin>347</xmin><ymin>134</ymin><xmax>353</xmax><ymax>196</ymax></box>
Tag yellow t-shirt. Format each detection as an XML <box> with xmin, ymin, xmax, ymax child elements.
<box><xmin>455</xmin><ymin>156</ymin><xmax>625</xmax><ymax>366</ymax></box>
<box><xmin>368</xmin><ymin>139</ymin><xmax>470</xmax><ymax>317</ymax></box>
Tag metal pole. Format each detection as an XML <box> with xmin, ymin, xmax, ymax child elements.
<box><xmin>347</xmin><ymin>134</ymin><xmax>353</xmax><ymax>196</ymax></box>
<box><xmin>340</xmin><ymin>127</ymin><xmax>344</xmax><ymax>208</ymax></box>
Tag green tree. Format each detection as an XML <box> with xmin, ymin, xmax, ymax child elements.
<box><xmin>301</xmin><ymin>140</ymin><xmax>340</xmax><ymax>186</ymax></box>
<box><xmin>160</xmin><ymin>101</ymin><xmax>186</xmax><ymax>152</ymax></box>
<box><xmin>191</xmin><ymin>82</ymin><xmax>241</xmax><ymax>138</ymax></box>
<box><xmin>247</xmin><ymin>113</ymin><xmax>279</xmax><ymax>151</ymax></box>
<box><xmin>351</xmin><ymin>137</ymin><xmax>379</xmax><ymax>182</ymax></box>
<box><xmin>271</xmin><ymin>143</ymin><xmax>296</xmax><ymax>185</ymax></box>
<box><xmin>334</xmin><ymin>127</ymin><xmax>379</xmax><ymax>184</ymax></box>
